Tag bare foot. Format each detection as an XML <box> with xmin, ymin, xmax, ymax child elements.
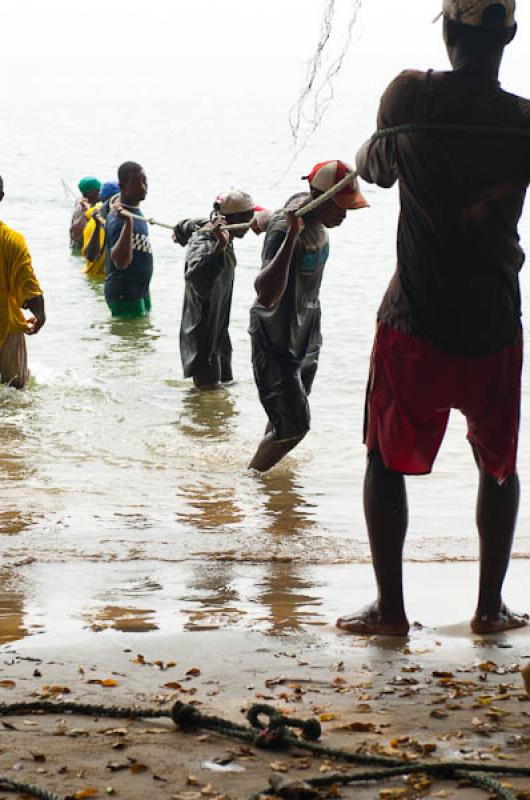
<box><xmin>336</xmin><ymin>602</ymin><xmax>410</xmax><ymax>636</ymax></box>
<box><xmin>471</xmin><ymin>605</ymin><xmax>529</xmax><ymax>635</ymax></box>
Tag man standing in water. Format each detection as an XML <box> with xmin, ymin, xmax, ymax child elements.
<box><xmin>104</xmin><ymin>162</ymin><xmax>153</xmax><ymax>318</ymax></box>
<box><xmin>0</xmin><ymin>175</ymin><xmax>46</xmax><ymax>388</ymax></box>
<box><xmin>249</xmin><ymin>161</ymin><xmax>367</xmax><ymax>471</ymax></box>
<box><xmin>338</xmin><ymin>0</ymin><xmax>530</xmax><ymax>636</ymax></box>
<box><xmin>70</xmin><ymin>177</ymin><xmax>101</xmax><ymax>254</ymax></box>
<box><xmin>178</xmin><ymin>190</ymin><xmax>255</xmax><ymax>389</ymax></box>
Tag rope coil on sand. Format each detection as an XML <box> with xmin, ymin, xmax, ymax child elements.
<box><xmin>0</xmin><ymin>700</ymin><xmax>529</xmax><ymax>800</ymax></box>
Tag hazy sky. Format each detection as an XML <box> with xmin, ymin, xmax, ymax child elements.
<box><xmin>3</xmin><ymin>0</ymin><xmax>529</xmax><ymax>66</ymax></box>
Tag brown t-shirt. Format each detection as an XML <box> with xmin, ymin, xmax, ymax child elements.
<box><xmin>357</xmin><ymin>68</ymin><xmax>530</xmax><ymax>356</ymax></box>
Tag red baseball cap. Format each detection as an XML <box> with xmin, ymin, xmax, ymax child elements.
<box><xmin>304</xmin><ymin>160</ymin><xmax>368</xmax><ymax>211</ymax></box>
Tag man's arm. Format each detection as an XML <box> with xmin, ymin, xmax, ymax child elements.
<box><xmin>23</xmin><ymin>295</ymin><xmax>46</xmax><ymax>335</ymax></box>
<box><xmin>110</xmin><ymin>203</ymin><xmax>134</xmax><ymax>270</ymax></box>
<box><xmin>83</xmin><ymin>214</ymin><xmax>104</xmax><ymax>262</ymax></box>
<box><xmin>356</xmin><ymin>71</ymin><xmax>420</xmax><ymax>188</ymax></box>
<box><xmin>254</xmin><ymin>212</ymin><xmax>302</xmax><ymax>309</ymax></box>
<box><xmin>70</xmin><ymin>200</ymin><xmax>89</xmax><ymax>243</ymax></box>
<box><xmin>185</xmin><ymin>218</ymin><xmax>229</xmax><ymax>297</ymax></box>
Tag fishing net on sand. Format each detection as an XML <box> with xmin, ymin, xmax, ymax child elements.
<box><xmin>289</xmin><ymin>0</ymin><xmax>363</xmax><ymax>148</ymax></box>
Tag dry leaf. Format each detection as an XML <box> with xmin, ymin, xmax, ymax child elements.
<box><xmin>319</xmin><ymin>713</ymin><xmax>337</xmax><ymax>722</ymax></box>
<box><xmin>164</xmin><ymin>682</ymin><xmax>183</xmax><ymax>690</ymax></box>
<box><xmin>73</xmin><ymin>788</ymin><xmax>99</xmax><ymax>799</ymax></box>
<box><xmin>186</xmin><ymin>668</ymin><xmax>201</xmax><ymax>677</ymax></box>
<box><xmin>332</xmin><ymin>721</ymin><xmax>376</xmax><ymax>733</ymax></box>
<box><xmin>129</xmin><ymin>763</ymin><xmax>148</xmax><ymax>774</ymax></box>
<box><xmin>270</xmin><ymin>761</ymin><xmax>290</xmax><ymax>773</ymax></box>
<box><xmin>0</xmin><ymin>680</ymin><xmax>16</xmax><ymax>688</ymax></box>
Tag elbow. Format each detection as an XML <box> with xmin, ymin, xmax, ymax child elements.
<box><xmin>255</xmin><ymin>289</ymin><xmax>277</xmax><ymax>310</ymax></box>
<box><xmin>111</xmin><ymin>252</ymin><xmax>132</xmax><ymax>270</ymax></box>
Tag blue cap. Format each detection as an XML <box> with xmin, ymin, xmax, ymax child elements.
<box><xmin>99</xmin><ymin>181</ymin><xmax>120</xmax><ymax>201</ymax></box>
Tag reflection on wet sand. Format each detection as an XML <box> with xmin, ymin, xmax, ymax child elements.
<box><xmin>255</xmin><ymin>468</ymin><xmax>322</xmax><ymax>634</ymax></box>
<box><xmin>178</xmin><ymin>387</ymin><xmax>238</xmax><ymax>441</ymax></box>
<box><xmin>177</xmin><ymin>481</ymin><xmax>242</xmax><ymax>530</ymax></box>
<box><xmin>0</xmin><ymin>570</ymin><xmax>27</xmax><ymax>645</ymax></box>
<box><xmin>182</xmin><ymin>562</ymin><xmax>244</xmax><ymax>631</ymax></box>
<box><xmin>84</xmin><ymin>605</ymin><xmax>158</xmax><ymax>633</ymax></box>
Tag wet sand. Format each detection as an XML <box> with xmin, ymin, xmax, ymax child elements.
<box><xmin>1</xmin><ymin>563</ymin><xmax>529</xmax><ymax>799</ymax></box>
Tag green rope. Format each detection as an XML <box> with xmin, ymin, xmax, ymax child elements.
<box><xmin>0</xmin><ymin>700</ymin><xmax>528</xmax><ymax>800</ymax></box>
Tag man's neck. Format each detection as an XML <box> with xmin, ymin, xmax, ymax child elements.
<box><xmin>451</xmin><ymin>49</ymin><xmax>502</xmax><ymax>82</ymax></box>
<box><xmin>120</xmin><ymin>193</ymin><xmax>140</xmax><ymax>208</ymax></box>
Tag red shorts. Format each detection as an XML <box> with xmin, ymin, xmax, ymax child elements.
<box><xmin>364</xmin><ymin>324</ymin><xmax>522</xmax><ymax>483</ymax></box>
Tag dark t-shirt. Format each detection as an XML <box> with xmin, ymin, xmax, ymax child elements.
<box><xmin>104</xmin><ymin>206</ymin><xmax>154</xmax><ymax>302</ymax></box>
<box><xmin>180</xmin><ymin>231</ymin><xmax>236</xmax><ymax>377</ymax></box>
<box><xmin>249</xmin><ymin>199</ymin><xmax>330</xmax><ymax>364</ymax></box>
<box><xmin>357</xmin><ymin>69</ymin><xmax>530</xmax><ymax>356</ymax></box>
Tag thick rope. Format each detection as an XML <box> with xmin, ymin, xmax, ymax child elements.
<box><xmin>0</xmin><ymin>701</ymin><xmax>528</xmax><ymax>800</ymax></box>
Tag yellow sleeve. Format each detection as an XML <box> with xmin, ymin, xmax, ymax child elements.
<box><xmin>0</xmin><ymin>228</ymin><xmax>42</xmax><ymax>343</ymax></box>
<box><xmin>9</xmin><ymin>231</ymin><xmax>42</xmax><ymax>305</ymax></box>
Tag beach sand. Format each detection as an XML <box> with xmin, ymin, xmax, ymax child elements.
<box><xmin>1</xmin><ymin>562</ymin><xmax>529</xmax><ymax>799</ymax></box>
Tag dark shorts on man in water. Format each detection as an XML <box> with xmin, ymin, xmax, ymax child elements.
<box><xmin>364</xmin><ymin>324</ymin><xmax>523</xmax><ymax>484</ymax></box>
<box><xmin>252</xmin><ymin>344</ymin><xmax>319</xmax><ymax>442</ymax></box>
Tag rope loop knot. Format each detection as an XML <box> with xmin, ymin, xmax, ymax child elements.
<box><xmin>171</xmin><ymin>701</ymin><xmax>202</xmax><ymax>730</ymax></box>
<box><xmin>247</xmin><ymin>703</ymin><xmax>321</xmax><ymax>748</ymax></box>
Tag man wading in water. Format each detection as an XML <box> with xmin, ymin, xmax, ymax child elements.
<box><xmin>175</xmin><ymin>190</ymin><xmax>255</xmax><ymax>389</ymax></box>
<box><xmin>249</xmin><ymin>161</ymin><xmax>367</xmax><ymax>471</ymax></box>
<box><xmin>0</xmin><ymin>175</ymin><xmax>46</xmax><ymax>389</ymax></box>
<box><xmin>338</xmin><ymin>0</ymin><xmax>530</xmax><ymax>636</ymax></box>
<box><xmin>104</xmin><ymin>162</ymin><xmax>153</xmax><ymax>318</ymax></box>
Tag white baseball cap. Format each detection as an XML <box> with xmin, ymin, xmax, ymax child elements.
<box><xmin>214</xmin><ymin>189</ymin><xmax>255</xmax><ymax>215</ymax></box>
<box><xmin>304</xmin><ymin>160</ymin><xmax>368</xmax><ymax>211</ymax></box>
<box><xmin>434</xmin><ymin>0</ymin><xmax>515</xmax><ymax>26</ymax></box>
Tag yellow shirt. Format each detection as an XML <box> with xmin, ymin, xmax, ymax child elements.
<box><xmin>0</xmin><ymin>221</ymin><xmax>42</xmax><ymax>349</ymax></box>
<box><xmin>82</xmin><ymin>204</ymin><xmax>106</xmax><ymax>279</ymax></box>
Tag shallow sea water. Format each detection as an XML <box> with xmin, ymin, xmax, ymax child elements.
<box><xmin>1</xmin><ymin>55</ymin><xmax>529</xmax><ymax>646</ymax></box>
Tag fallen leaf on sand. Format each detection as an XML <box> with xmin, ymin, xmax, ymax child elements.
<box><xmin>44</xmin><ymin>685</ymin><xmax>72</xmax><ymax>694</ymax></box>
<box><xmin>0</xmin><ymin>680</ymin><xmax>16</xmax><ymax>688</ymax></box>
<box><xmin>332</xmin><ymin>722</ymin><xmax>377</xmax><ymax>733</ymax></box>
<box><xmin>129</xmin><ymin>763</ymin><xmax>148</xmax><ymax>774</ymax></box>
<box><xmin>87</xmin><ymin>679</ymin><xmax>118</xmax><ymax>687</ymax></box>
<box><xmin>270</xmin><ymin>761</ymin><xmax>290</xmax><ymax>773</ymax></box>
<box><xmin>430</xmin><ymin>710</ymin><xmax>448</xmax><ymax>720</ymax></box>
<box><xmin>73</xmin><ymin>788</ymin><xmax>99</xmax><ymax>799</ymax></box>
<box><xmin>379</xmin><ymin>789</ymin><xmax>409</xmax><ymax>799</ymax></box>
<box><xmin>319</xmin><ymin>713</ymin><xmax>337</xmax><ymax>722</ymax></box>
<box><xmin>186</xmin><ymin>668</ymin><xmax>202</xmax><ymax>677</ymax></box>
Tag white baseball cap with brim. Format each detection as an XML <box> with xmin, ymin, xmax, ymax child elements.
<box><xmin>433</xmin><ymin>0</ymin><xmax>515</xmax><ymax>26</ymax></box>
<box><xmin>215</xmin><ymin>189</ymin><xmax>255</xmax><ymax>215</ymax></box>
<box><xmin>304</xmin><ymin>160</ymin><xmax>368</xmax><ymax>211</ymax></box>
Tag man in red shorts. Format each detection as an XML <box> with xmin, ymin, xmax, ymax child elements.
<box><xmin>337</xmin><ymin>0</ymin><xmax>530</xmax><ymax>635</ymax></box>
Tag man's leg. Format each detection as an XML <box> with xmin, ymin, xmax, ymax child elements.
<box><xmin>336</xmin><ymin>449</ymin><xmax>410</xmax><ymax>636</ymax></box>
<box><xmin>249</xmin><ymin>426</ymin><xmax>305</xmax><ymax>472</ymax></box>
<box><xmin>0</xmin><ymin>334</ymin><xmax>30</xmax><ymax>390</ymax></box>
<box><xmin>471</xmin><ymin>465</ymin><xmax>528</xmax><ymax>633</ymax></box>
<box><xmin>219</xmin><ymin>332</ymin><xmax>233</xmax><ymax>384</ymax></box>
<box><xmin>193</xmin><ymin>358</ymin><xmax>221</xmax><ymax>391</ymax></box>
<box><xmin>249</xmin><ymin>360</ymin><xmax>312</xmax><ymax>473</ymax></box>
